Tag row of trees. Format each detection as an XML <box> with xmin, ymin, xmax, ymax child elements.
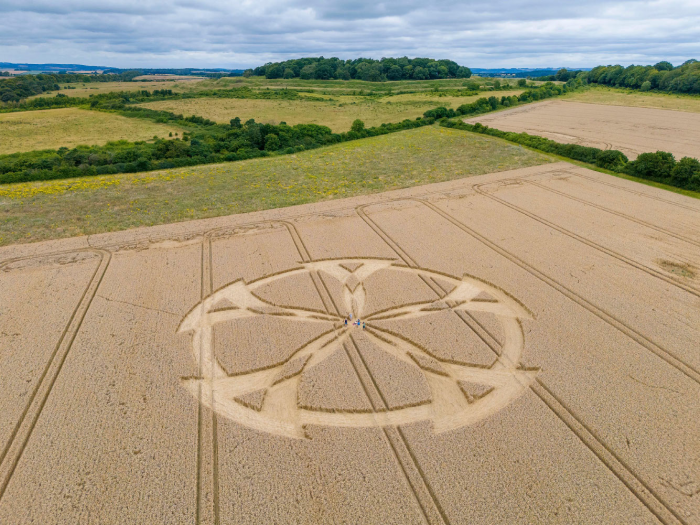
<box><xmin>1</xmin><ymin>85</ymin><xmax>305</xmax><ymax>113</ymax></box>
<box><xmin>586</xmin><ymin>60</ymin><xmax>700</xmax><ymax>94</ymax></box>
<box><xmin>423</xmin><ymin>81</ymin><xmax>577</xmax><ymax>119</ymax></box>
<box><xmin>248</xmin><ymin>57</ymin><xmax>472</xmax><ymax>82</ymax></box>
<box><xmin>444</xmin><ymin>121</ymin><xmax>700</xmax><ymax>191</ymax></box>
<box><xmin>537</xmin><ymin>68</ymin><xmax>585</xmax><ymax>82</ymax></box>
<box><xmin>0</xmin><ymin>71</ymin><xmax>143</xmax><ymax>103</ymax></box>
<box><xmin>0</xmin><ymin>112</ymin><xmax>434</xmax><ymax>184</ymax></box>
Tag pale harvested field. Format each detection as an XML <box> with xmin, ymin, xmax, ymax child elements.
<box><xmin>562</xmin><ymin>86</ymin><xmax>700</xmax><ymax>114</ymax></box>
<box><xmin>466</xmin><ymin>99</ymin><xmax>700</xmax><ymax>160</ymax></box>
<box><xmin>0</xmin><ymin>107</ymin><xmax>184</xmax><ymax>154</ymax></box>
<box><xmin>1</xmin><ymin>162</ymin><xmax>699</xmax><ymax>524</ymax></box>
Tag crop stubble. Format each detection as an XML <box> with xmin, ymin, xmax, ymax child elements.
<box><xmin>0</xmin><ymin>162</ymin><xmax>699</xmax><ymax>523</ymax></box>
<box><xmin>466</xmin><ymin>99</ymin><xmax>700</xmax><ymax>161</ymax></box>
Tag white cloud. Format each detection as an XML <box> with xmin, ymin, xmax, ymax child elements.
<box><xmin>0</xmin><ymin>0</ymin><xmax>698</xmax><ymax>68</ymax></box>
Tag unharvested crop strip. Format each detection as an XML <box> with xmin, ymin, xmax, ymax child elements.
<box><xmin>357</xmin><ymin>199</ymin><xmax>689</xmax><ymax>524</ymax></box>
<box><xmin>0</xmin><ymin>249</ymin><xmax>111</xmax><ymax>502</ymax></box>
<box><xmin>474</xmin><ymin>182</ymin><xmax>700</xmax><ymax>297</ymax></box>
<box><xmin>523</xmin><ymin>178</ymin><xmax>700</xmax><ymax>249</ymax></box>
<box><xmin>196</xmin><ymin>234</ymin><xmax>220</xmax><ymax>525</ymax></box>
<box><xmin>282</xmin><ymin>220</ymin><xmax>449</xmax><ymax>525</ymax></box>
<box><xmin>530</xmin><ymin>380</ymin><xmax>685</xmax><ymax>525</ymax></box>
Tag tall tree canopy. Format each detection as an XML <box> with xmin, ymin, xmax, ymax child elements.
<box><xmin>253</xmin><ymin>57</ymin><xmax>471</xmax><ymax>82</ymax></box>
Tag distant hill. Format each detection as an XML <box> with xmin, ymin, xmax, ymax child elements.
<box><xmin>472</xmin><ymin>68</ymin><xmax>591</xmax><ymax>78</ymax></box>
<box><xmin>0</xmin><ymin>63</ymin><xmax>245</xmax><ymax>76</ymax></box>
<box><xmin>0</xmin><ymin>62</ymin><xmax>108</xmax><ymax>72</ymax></box>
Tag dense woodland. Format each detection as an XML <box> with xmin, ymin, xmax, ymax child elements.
<box><xmin>249</xmin><ymin>57</ymin><xmax>472</xmax><ymax>81</ymax></box>
<box><xmin>586</xmin><ymin>60</ymin><xmax>700</xmax><ymax>94</ymax></box>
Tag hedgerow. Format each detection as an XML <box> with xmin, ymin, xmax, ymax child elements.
<box><xmin>0</xmin><ymin>116</ymin><xmax>434</xmax><ymax>184</ymax></box>
<box><xmin>442</xmin><ymin>120</ymin><xmax>700</xmax><ymax>191</ymax></box>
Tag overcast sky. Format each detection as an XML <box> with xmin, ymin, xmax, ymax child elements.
<box><xmin>1</xmin><ymin>0</ymin><xmax>698</xmax><ymax>69</ymax></box>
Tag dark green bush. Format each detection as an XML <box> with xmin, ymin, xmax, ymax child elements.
<box><xmin>670</xmin><ymin>157</ymin><xmax>700</xmax><ymax>188</ymax></box>
<box><xmin>624</xmin><ymin>151</ymin><xmax>676</xmax><ymax>181</ymax></box>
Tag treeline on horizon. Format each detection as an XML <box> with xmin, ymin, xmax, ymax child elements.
<box><xmin>248</xmin><ymin>57</ymin><xmax>472</xmax><ymax>82</ymax></box>
<box><xmin>0</xmin><ymin>69</ymin><xmax>240</xmax><ymax>103</ymax></box>
<box><xmin>0</xmin><ymin>71</ymin><xmax>144</xmax><ymax>103</ymax></box>
<box><xmin>586</xmin><ymin>59</ymin><xmax>700</xmax><ymax>94</ymax></box>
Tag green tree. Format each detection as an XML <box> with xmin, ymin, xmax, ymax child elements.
<box><xmin>640</xmin><ymin>81</ymin><xmax>652</xmax><ymax>91</ymax></box>
<box><xmin>283</xmin><ymin>68</ymin><xmax>295</xmax><ymax>79</ymax></box>
<box><xmin>335</xmin><ymin>67</ymin><xmax>351</xmax><ymax>80</ymax></box>
<box><xmin>518</xmin><ymin>78</ymin><xmax>527</xmax><ymax>87</ymax></box>
<box><xmin>265</xmin><ymin>64</ymin><xmax>285</xmax><ymax>79</ymax></box>
<box><xmin>300</xmin><ymin>64</ymin><xmax>316</xmax><ymax>80</ymax></box>
<box><xmin>264</xmin><ymin>134</ymin><xmax>280</xmax><ymax>151</ymax></box>
<box><xmin>456</xmin><ymin>66</ymin><xmax>471</xmax><ymax>78</ymax></box>
<box><xmin>387</xmin><ymin>65</ymin><xmax>403</xmax><ymax>81</ymax></box>
<box><xmin>653</xmin><ymin>61</ymin><xmax>673</xmax><ymax>71</ymax></box>
<box><xmin>314</xmin><ymin>63</ymin><xmax>334</xmax><ymax>80</ymax></box>
<box><xmin>413</xmin><ymin>66</ymin><xmax>429</xmax><ymax>80</ymax></box>
<box><xmin>670</xmin><ymin>157</ymin><xmax>700</xmax><ymax>187</ymax></box>
<box><xmin>351</xmin><ymin>119</ymin><xmax>365</xmax><ymax>133</ymax></box>
<box><xmin>625</xmin><ymin>151</ymin><xmax>676</xmax><ymax>180</ymax></box>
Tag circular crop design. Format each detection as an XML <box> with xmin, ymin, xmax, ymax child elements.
<box><xmin>178</xmin><ymin>259</ymin><xmax>537</xmax><ymax>438</ymax></box>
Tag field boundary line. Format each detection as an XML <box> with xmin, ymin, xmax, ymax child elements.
<box><xmin>0</xmin><ymin>248</ymin><xmax>111</xmax><ymax>502</ymax></box>
<box><xmin>357</xmin><ymin>199</ymin><xmax>691</xmax><ymax>524</ymax></box>
<box><xmin>473</xmin><ymin>181</ymin><xmax>700</xmax><ymax>297</ymax></box>
<box><xmin>522</xmin><ymin>177</ymin><xmax>700</xmax><ymax>248</ymax></box>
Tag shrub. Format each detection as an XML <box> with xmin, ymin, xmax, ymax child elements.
<box><xmin>595</xmin><ymin>150</ymin><xmax>628</xmax><ymax>171</ymax></box>
<box><xmin>624</xmin><ymin>151</ymin><xmax>676</xmax><ymax>181</ymax></box>
<box><xmin>264</xmin><ymin>134</ymin><xmax>280</xmax><ymax>151</ymax></box>
<box><xmin>350</xmin><ymin>119</ymin><xmax>365</xmax><ymax>133</ymax></box>
<box><xmin>670</xmin><ymin>156</ymin><xmax>700</xmax><ymax>187</ymax></box>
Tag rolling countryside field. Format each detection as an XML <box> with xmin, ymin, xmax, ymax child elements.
<box><xmin>0</xmin><ymin>107</ymin><xmax>184</xmax><ymax>154</ymax></box>
<box><xmin>2</xmin><ymin>53</ymin><xmax>700</xmax><ymax>525</ymax></box>
<box><xmin>1</xmin><ymin>162</ymin><xmax>699</xmax><ymax>523</ymax></box>
<box><xmin>0</xmin><ymin>126</ymin><xmax>552</xmax><ymax>245</ymax></box>
<box><xmin>137</xmin><ymin>90</ymin><xmax>523</xmax><ymax>131</ymax></box>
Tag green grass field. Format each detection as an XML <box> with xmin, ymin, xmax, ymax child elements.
<box><xmin>562</xmin><ymin>85</ymin><xmax>700</xmax><ymax>113</ymax></box>
<box><xmin>0</xmin><ymin>108</ymin><xmax>185</xmax><ymax>154</ymax></box>
<box><xmin>138</xmin><ymin>90</ymin><xmax>524</xmax><ymax>131</ymax></box>
<box><xmin>0</xmin><ymin>126</ymin><xmax>553</xmax><ymax>245</ymax></box>
<box><xmin>30</xmin><ymin>79</ymin><xmax>209</xmax><ymax>98</ymax></box>
<box><xmin>214</xmin><ymin>75</ymin><xmax>548</xmax><ymax>94</ymax></box>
